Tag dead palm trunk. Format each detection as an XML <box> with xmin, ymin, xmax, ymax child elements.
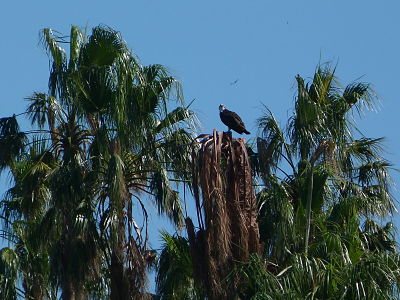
<box><xmin>187</xmin><ymin>130</ymin><xmax>260</xmax><ymax>300</ymax></box>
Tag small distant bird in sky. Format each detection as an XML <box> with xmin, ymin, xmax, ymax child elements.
<box><xmin>230</xmin><ymin>79</ymin><xmax>239</xmax><ymax>85</ymax></box>
<box><xmin>219</xmin><ymin>104</ymin><xmax>250</xmax><ymax>134</ymax></box>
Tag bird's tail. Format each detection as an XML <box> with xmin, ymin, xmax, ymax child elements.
<box><xmin>244</xmin><ymin>130</ymin><xmax>250</xmax><ymax>135</ymax></box>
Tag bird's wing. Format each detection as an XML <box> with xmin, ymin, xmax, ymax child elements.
<box><xmin>226</xmin><ymin>110</ymin><xmax>246</xmax><ymax>127</ymax></box>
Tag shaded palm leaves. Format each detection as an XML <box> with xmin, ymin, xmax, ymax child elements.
<box><xmin>156</xmin><ymin>232</ymin><xmax>201</xmax><ymax>300</ymax></box>
<box><xmin>0</xmin><ymin>140</ymin><xmax>55</xmax><ymax>299</ymax></box>
<box><xmin>0</xmin><ymin>247</ymin><xmax>18</xmax><ymax>300</ymax></box>
<box><xmin>0</xmin><ymin>116</ymin><xmax>26</xmax><ymax>172</ymax></box>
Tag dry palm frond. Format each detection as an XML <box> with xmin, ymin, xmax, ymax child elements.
<box><xmin>187</xmin><ymin>130</ymin><xmax>260</xmax><ymax>300</ymax></box>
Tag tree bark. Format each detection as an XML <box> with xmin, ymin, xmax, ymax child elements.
<box><xmin>110</xmin><ymin>210</ymin><xmax>130</xmax><ymax>300</ymax></box>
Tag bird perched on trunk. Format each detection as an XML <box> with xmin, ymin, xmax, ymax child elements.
<box><xmin>219</xmin><ymin>104</ymin><xmax>250</xmax><ymax>134</ymax></box>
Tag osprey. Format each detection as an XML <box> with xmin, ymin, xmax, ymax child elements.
<box><xmin>219</xmin><ymin>104</ymin><xmax>250</xmax><ymax>134</ymax></box>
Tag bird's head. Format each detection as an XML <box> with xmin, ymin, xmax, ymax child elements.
<box><xmin>219</xmin><ymin>104</ymin><xmax>226</xmax><ymax>112</ymax></box>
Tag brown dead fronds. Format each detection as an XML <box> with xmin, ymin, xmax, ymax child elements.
<box><xmin>187</xmin><ymin>130</ymin><xmax>260</xmax><ymax>300</ymax></box>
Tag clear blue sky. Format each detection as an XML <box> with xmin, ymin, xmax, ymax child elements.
<box><xmin>1</xmin><ymin>0</ymin><xmax>400</xmax><ymax>291</ymax></box>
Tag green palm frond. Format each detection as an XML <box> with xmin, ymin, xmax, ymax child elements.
<box><xmin>159</xmin><ymin>128</ymin><xmax>194</xmax><ymax>181</ymax></box>
<box><xmin>2</xmin><ymin>139</ymin><xmax>55</xmax><ymax>221</ymax></box>
<box><xmin>257</xmin><ymin>107</ymin><xmax>292</xmax><ymax>178</ymax></box>
<box><xmin>343</xmin><ymin>82</ymin><xmax>376</xmax><ymax>114</ymax></box>
<box><xmin>155</xmin><ymin>107</ymin><xmax>194</xmax><ymax>134</ymax></box>
<box><xmin>358</xmin><ymin>160</ymin><xmax>392</xmax><ymax>187</ymax></box>
<box><xmin>234</xmin><ymin>254</ymin><xmax>283</xmax><ymax>300</ymax></box>
<box><xmin>40</xmin><ymin>28</ymin><xmax>67</xmax><ymax>71</ymax></box>
<box><xmin>0</xmin><ymin>115</ymin><xmax>26</xmax><ymax>172</ymax></box>
<box><xmin>156</xmin><ymin>232</ymin><xmax>200</xmax><ymax>300</ymax></box>
<box><xmin>74</xmin><ymin>64</ymin><xmax>117</xmax><ymax>116</ymax></box>
<box><xmin>362</xmin><ymin>219</ymin><xmax>397</xmax><ymax>253</ymax></box>
<box><xmin>339</xmin><ymin>137</ymin><xmax>385</xmax><ymax>177</ymax></box>
<box><xmin>141</xmin><ymin>64</ymin><xmax>183</xmax><ymax>102</ymax></box>
<box><xmin>0</xmin><ymin>247</ymin><xmax>18</xmax><ymax>300</ymax></box>
<box><xmin>68</xmin><ymin>26</ymin><xmax>85</xmax><ymax>71</ymax></box>
<box><xmin>340</xmin><ymin>252</ymin><xmax>400</xmax><ymax>299</ymax></box>
<box><xmin>40</xmin><ymin>28</ymin><xmax>68</xmax><ymax>100</ymax></box>
<box><xmin>53</xmin><ymin>114</ymin><xmax>91</xmax><ymax>163</ymax></box>
<box><xmin>288</xmin><ymin>66</ymin><xmax>379</xmax><ymax>163</ymax></box>
<box><xmin>257</xmin><ymin>180</ymin><xmax>296</xmax><ymax>263</ymax></box>
<box><xmin>150</xmin><ymin>170</ymin><xmax>184</xmax><ymax>228</ymax></box>
<box><xmin>26</xmin><ymin>92</ymin><xmax>49</xmax><ymax>128</ymax></box>
<box><xmin>290</xmin><ymin>73</ymin><xmax>326</xmax><ymax>160</ymax></box>
<box><xmin>79</xmin><ymin>25</ymin><xmax>128</xmax><ymax>67</ymax></box>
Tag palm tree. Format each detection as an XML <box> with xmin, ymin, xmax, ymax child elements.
<box><xmin>1</xmin><ymin>112</ymin><xmax>99</xmax><ymax>300</ymax></box>
<box><xmin>240</xmin><ymin>64</ymin><xmax>400</xmax><ymax>299</ymax></box>
<box><xmin>0</xmin><ymin>24</ymin><xmax>196</xmax><ymax>299</ymax></box>
<box><xmin>26</xmin><ymin>24</ymin><xmax>196</xmax><ymax>299</ymax></box>
<box><xmin>1</xmin><ymin>142</ymin><xmax>56</xmax><ymax>299</ymax></box>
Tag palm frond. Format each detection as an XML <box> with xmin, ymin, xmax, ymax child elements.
<box><xmin>39</xmin><ymin>28</ymin><xmax>67</xmax><ymax>99</ymax></box>
<box><xmin>257</xmin><ymin>179</ymin><xmax>296</xmax><ymax>263</ymax></box>
<box><xmin>68</xmin><ymin>26</ymin><xmax>85</xmax><ymax>71</ymax></box>
<box><xmin>156</xmin><ymin>232</ymin><xmax>200</xmax><ymax>300</ymax></box>
<box><xmin>362</xmin><ymin>219</ymin><xmax>397</xmax><ymax>252</ymax></box>
<box><xmin>150</xmin><ymin>169</ymin><xmax>184</xmax><ymax>228</ymax></box>
<box><xmin>79</xmin><ymin>25</ymin><xmax>128</xmax><ymax>67</ymax></box>
<box><xmin>257</xmin><ymin>107</ymin><xmax>292</xmax><ymax>178</ymax></box>
<box><xmin>39</xmin><ymin>28</ymin><xmax>67</xmax><ymax>72</ymax></box>
<box><xmin>0</xmin><ymin>247</ymin><xmax>18</xmax><ymax>300</ymax></box>
<box><xmin>155</xmin><ymin>107</ymin><xmax>193</xmax><ymax>134</ymax></box>
<box><xmin>343</xmin><ymin>82</ymin><xmax>377</xmax><ymax>114</ymax></box>
<box><xmin>2</xmin><ymin>139</ymin><xmax>55</xmax><ymax>221</ymax></box>
<box><xmin>234</xmin><ymin>254</ymin><xmax>284</xmax><ymax>300</ymax></box>
<box><xmin>0</xmin><ymin>115</ymin><xmax>26</xmax><ymax>172</ymax></box>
